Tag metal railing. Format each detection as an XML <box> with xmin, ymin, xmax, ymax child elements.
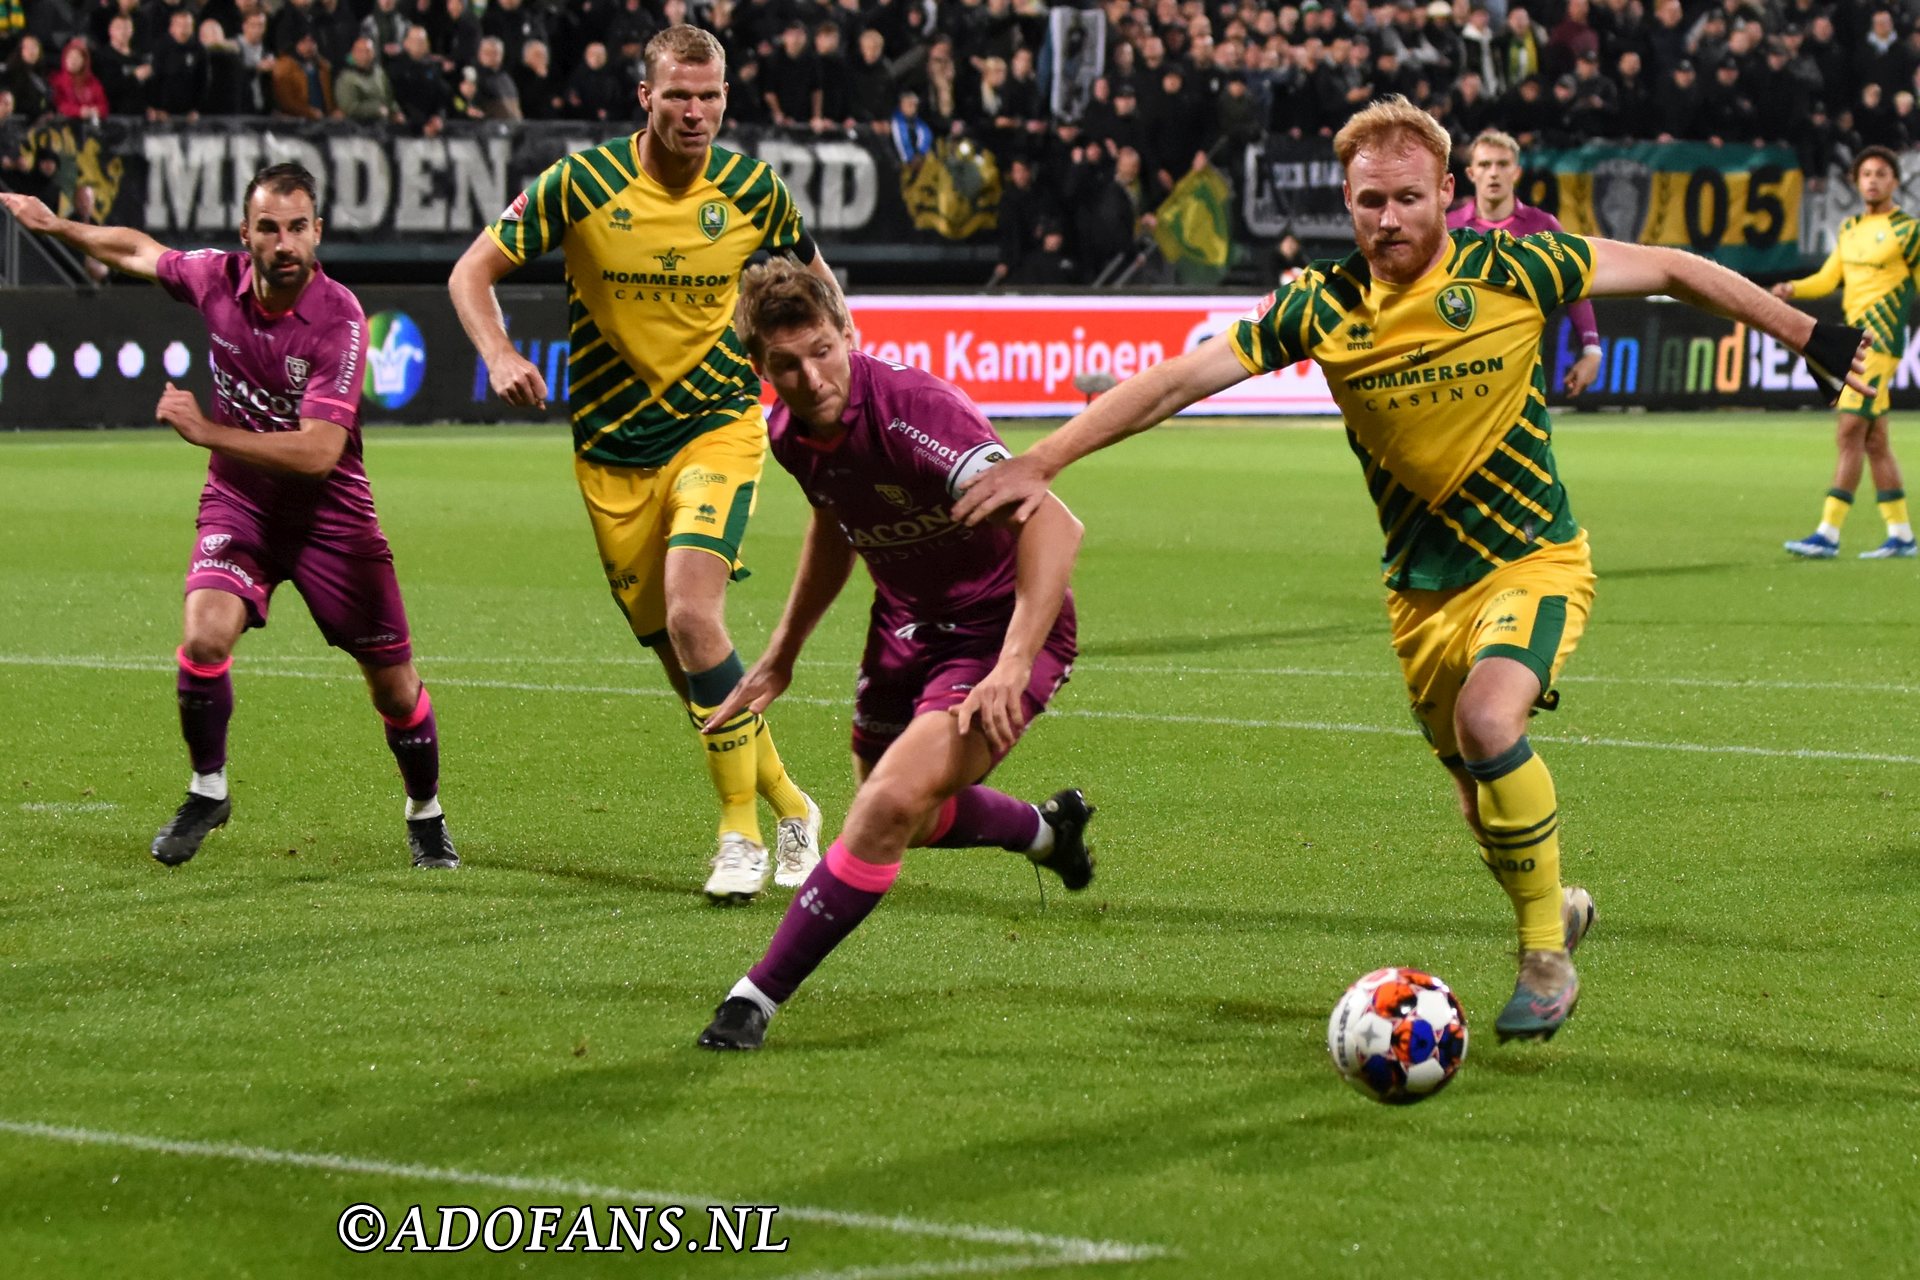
<box><xmin>0</xmin><ymin>186</ymin><xmax>103</xmax><ymax>290</ymax></box>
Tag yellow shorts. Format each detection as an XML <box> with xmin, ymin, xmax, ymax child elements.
<box><xmin>1838</xmin><ymin>347</ymin><xmax>1897</xmax><ymax>418</ymax></box>
<box><xmin>1385</xmin><ymin>532</ymin><xmax>1596</xmax><ymax>765</ymax></box>
<box><xmin>575</xmin><ymin>410</ymin><xmax>767</xmax><ymax>647</ymax></box>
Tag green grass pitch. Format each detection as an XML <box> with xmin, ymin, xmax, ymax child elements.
<box><xmin>1</xmin><ymin>413</ymin><xmax>1916</xmax><ymax>1277</ymax></box>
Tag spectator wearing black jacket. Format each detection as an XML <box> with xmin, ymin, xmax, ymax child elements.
<box><xmin>1610</xmin><ymin>48</ymin><xmax>1659</xmax><ymax>139</ymax></box>
<box><xmin>311</xmin><ymin>0</ymin><xmax>359</xmax><ymax>70</ymax></box>
<box><xmin>1750</xmin><ymin>39</ymin><xmax>1808</xmax><ymax>148</ymax></box>
<box><xmin>566</xmin><ymin>41</ymin><xmax>627</xmax><ymax>121</ymax></box>
<box><xmin>1653</xmin><ymin>57</ymin><xmax>1704</xmax><ymax>140</ymax></box>
<box><xmin>89</xmin><ymin>0</ymin><xmax>151</xmax><ymax>59</ymax></box>
<box><xmin>991</xmin><ymin>155</ymin><xmax>1060</xmax><ymax>284</ymax></box>
<box><xmin>1566</xmin><ymin>47</ymin><xmax>1616</xmax><ymax>136</ymax></box>
<box><xmin>390</xmin><ymin>22</ymin><xmax>452</xmax><ymax>134</ymax></box>
<box><xmin>1700</xmin><ymin>56</ymin><xmax>1756</xmax><ymax>141</ymax></box>
<box><xmin>814</xmin><ymin>22</ymin><xmax>854</xmax><ymax>129</ymax></box>
<box><xmin>1448</xmin><ymin>68</ymin><xmax>1497</xmax><ymax>141</ymax></box>
<box><xmin>95</xmin><ymin>15</ymin><xmax>151</xmax><ymax>115</ymax></box>
<box><xmin>848</xmin><ymin>28</ymin><xmax>894</xmax><ymax>123</ymax></box>
<box><xmin>515</xmin><ymin>38</ymin><xmax>566</xmax><ymax>120</ymax></box>
<box><xmin>2</xmin><ymin>32</ymin><xmax>50</xmax><ymax>119</ymax></box>
<box><xmin>437</xmin><ymin>0</ymin><xmax>484</xmax><ymax>75</ymax></box>
<box><xmin>269</xmin><ymin>0</ymin><xmax>319</xmax><ymax>57</ymax></box>
<box><xmin>149</xmin><ymin>9</ymin><xmax>208</xmax><ymax>119</ymax></box>
<box><xmin>761</xmin><ymin>20</ymin><xmax>822</xmax><ymax>127</ymax></box>
<box><xmin>483</xmin><ymin>0</ymin><xmax>549</xmax><ymax>69</ymax></box>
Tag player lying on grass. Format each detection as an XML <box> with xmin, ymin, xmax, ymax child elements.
<box><xmin>695</xmin><ymin>258</ymin><xmax>1094</xmax><ymax>1051</ymax></box>
<box><xmin>953</xmin><ymin>96</ymin><xmax>1872</xmax><ymax>1044</ymax></box>
<box><xmin>1</xmin><ymin>166</ymin><xmax>457</xmax><ymax>871</ymax></box>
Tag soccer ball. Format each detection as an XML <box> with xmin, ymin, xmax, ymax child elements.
<box><xmin>1327</xmin><ymin>967</ymin><xmax>1468</xmax><ymax>1105</ymax></box>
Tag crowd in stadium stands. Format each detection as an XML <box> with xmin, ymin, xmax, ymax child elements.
<box><xmin>0</xmin><ymin>0</ymin><xmax>1912</xmax><ymax>279</ymax></box>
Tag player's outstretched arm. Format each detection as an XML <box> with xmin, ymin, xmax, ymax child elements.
<box><xmin>156</xmin><ymin>382</ymin><xmax>347</xmax><ymax>476</ymax></box>
<box><xmin>0</xmin><ymin>192</ymin><xmax>167</xmax><ymax>280</ymax></box>
<box><xmin>1772</xmin><ymin>244</ymin><xmax>1841</xmax><ymax>302</ymax></box>
<box><xmin>951</xmin><ymin>331</ymin><xmax>1251</xmax><ymax>527</ymax></box>
<box><xmin>448</xmin><ymin>233</ymin><xmax>548</xmax><ymax>408</ymax></box>
<box><xmin>1586</xmin><ymin>239</ymin><xmax>1873</xmax><ymax>401</ymax></box>
<box><xmin>955</xmin><ymin>494</ymin><xmax>1084</xmax><ymax>754</ymax></box>
<box><xmin>701</xmin><ymin>507</ymin><xmax>858</xmax><ymax>731</ymax></box>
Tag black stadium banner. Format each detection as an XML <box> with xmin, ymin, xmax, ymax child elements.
<box><xmin>0</xmin><ymin>118</ymin><xmax>980</xmax><ymax>247</ymax></box>
<box><xmin>1242</xmin><ymin>136</ymin><xmax>1351</xmax><ymax>241</ymax></box>
<box><xmin>0</xmin><ymin>287</ymin><xmax>1867</xmax><ymax>430</ymax></box>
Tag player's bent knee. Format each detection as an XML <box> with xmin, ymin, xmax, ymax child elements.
<box><xmin>1453</xmin><ymin>703</ymin><xmax>1525</xmax><ymax>762</ymax></box>
<box><xmin>848</xmin><ymin>776</ymin><xmax>935</xmax><ymax>843</ymax></box>
<box><xmin>180</xmin><ymin>635</ymin><xmax>233</xmax><ymax>667</ymax></box>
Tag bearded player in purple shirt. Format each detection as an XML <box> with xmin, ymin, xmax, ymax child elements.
<box><xmin>0</xmin><ymin>165</ymin><xmax>456</xmax><ymax>870</ymax></box>
<box><xmin>695</xmin><ymin>258</ymin><xmax>1094</xmax><ymax>1050</ymax></box>
<box><xmin>1450</xmin><ymin>129</ymin><xmax>1606</xmax><ymax>398</ymax></box>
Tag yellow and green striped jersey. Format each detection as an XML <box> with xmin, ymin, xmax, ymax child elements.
<box><xmin>486</xmin><ymin>137</ymin><xmax>806</xmax><ymax>467</ymax></box>
<box><xmin>1786</xmin><ymin>207</ymin><xmax>1920</xmax><ymax>359</ymax></box>
<box><xmin>1231</xmin><ymin>228</ymin><xmax>1594</xmax><ymax>591</ymax></box>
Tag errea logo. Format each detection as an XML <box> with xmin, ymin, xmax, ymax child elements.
<box><xmin>1345</xmin><ymin>322</ymin><xmax>1373</xmax><ymax>351</ymax></box>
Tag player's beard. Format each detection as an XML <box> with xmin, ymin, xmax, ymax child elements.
<box><xmin>1364</xmin><ymin>217</ymin><xmax>1446</xmax><ymax>284</ymax></box>
<box><xmin>261</xmin><ymin>251</ymin><xmax>313</xmax><ymax>291</ymax></box>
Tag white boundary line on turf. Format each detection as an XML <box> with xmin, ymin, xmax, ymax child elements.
<box><xmin>149</xmin><ymin>651</ymin><xmax>1920</xmax><ymax>699</ymax></box>
<box><xmin>0</xmin><ymin>1120</ymin><xmax>1167</xmax><ymax>1273</ymax></box>
<box><xmin>6</xmin><ymin>653</ymin><xmax>1920</xmax><ymax>767</ymax></box>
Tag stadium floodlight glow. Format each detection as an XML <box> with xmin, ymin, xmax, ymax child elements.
<box><xmin>27</xmin><ymin>343</ymin><xmax>54</xmax><ymax>379</ymax></box>
<box><xmin>74</xmin><ymin>343</ymin><xmax>102</xmax><ymax>380</ymax></box>
<box><xmin>0</xmin><ymin>346</ymin><xmax>8</xmax><ymax>380</ymax></box>
<box><xmin>163</xmin><ymin>342</ymin><xmax>192</xmax><ymax>378</ymax></box>
<box><xmin>118</xmin><ymin>342</ymin><xmax>146</xmax><ymax>378</ymax></box>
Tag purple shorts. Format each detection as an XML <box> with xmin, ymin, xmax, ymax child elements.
<box><xmin>850</xmin><ymin>606</ymin><xmax>1076</xmax><ymax>766</ymax></box>
<box><xmin>186</xmin><ymin>501</ymin><xmax>413</xmax><ymax>667</ymax></box>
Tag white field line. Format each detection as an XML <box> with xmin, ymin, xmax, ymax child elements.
<box><xmin>5</xmin><ymin>653</ymin><xmax>1919</xmax><ymax>768</ymax></box>
<box><xmin>149</xmin><ymin>651</ymin><xmax>1920</xmax><ymax>700</ymax></box>
<box><xmin>19</xmin><ymin>802</ymin><xmax>119</xmax><ymax>813</ymax></box>
<box><xmin>0</xmin><ymin>1120</ymin><xmax>1165</xmax><ymax>1272</ymax></box>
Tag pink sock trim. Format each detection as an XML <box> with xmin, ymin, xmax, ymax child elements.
<box><xmin>922</xmin><ymin>796</ymin><xmax>959</xmax><ymax>846</ymax></box>
<box><xmin>176</xmin><ymin>646</ymin><xmax>232</xmax><ymax>680</ymax></box>
<box><xmin>381</xmin><ymin>685</ymin><xmax>433</xmax><ymax>730</ymax></box>
<box><xmin>824</xmin><ymin>838</ymin><xmax>901</xmax><ymax>893</ymax></box>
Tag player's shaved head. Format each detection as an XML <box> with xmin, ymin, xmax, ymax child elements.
<box><xmin>737</xmin><ymin>257</ymin><xmax>849</xmax><ymax>361</ymax></box>
<box><xmin>1334</xmin><ymin>94</ymin><xmax>1451</xmax><ymax>181</ymax></box>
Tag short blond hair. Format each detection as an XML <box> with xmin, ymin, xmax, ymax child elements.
<box><xmin>644</xmin><ymin>24</ymin><xmax>726</xmax><ymax>79</ymax></box>
<box><xmin>736</xmin><ymin>257</ymin><xmax>850</xmax><ymax>361</ymax></box>
<box><xmin>1468</xmin><ymin>128</ymin><xmax>1522</xmax><ymax>165</ymax></box>
<box><xmin>1333</xmin><ymin>95</ymin><xmax>1451</xmax><ymax>177</ymax></box>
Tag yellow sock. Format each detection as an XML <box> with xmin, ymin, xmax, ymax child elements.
<box><xmin>687</xmin><ymin>704</ymin><xmax>761</xmax><ymax>840</ymax></box>
<box><xmin>1465</xmin><ymin>737</ymin><xmax>1564</xmax><ymax>953</ymax></box>
<box><xmin>1877</xmin><ymin>489</ymin><xmax>1909</xmax><ymax>531</ymax></box>
<box><xmin>1822</xmin><ymin>489</ymin><xmax>1853</xmax><ymax>532</ymax></box>
<box><xmin>685</xmin><ymin>652</ymin><xmax>761</xmax><ymax>842</ymax></box>
<box><xmin>752</xmin><ymin>717</ymin><xmax>810</xmax><ymax>820</ymax></box>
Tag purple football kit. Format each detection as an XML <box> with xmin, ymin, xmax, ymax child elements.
<box><xmin>1447</xmin><ymin>201</ymin><xmax>1602</xmax><ymax>351</ymax></box>
<box><xmin>768</xmin><ymin>352</ymin><xmax>1077</xmax><ymax>762</ymax></box>
<box><xmin>157</xmin><ymin>248</ymin><xmax>411</xmax><ymax>665</ymax></box>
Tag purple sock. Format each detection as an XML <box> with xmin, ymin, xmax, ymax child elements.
<box><xmin>923</xmin><ymin>785</ymin><xmax>1042</xmax><ymax>851</ymax></box>
<box><xmin>382</xmin><ymin>686</ymin><xmax>440</xmax><ymax>801</ymax></box>
<box><xmin>175</xmin><ymin>647</ymin><xmax>233</xmax><ymax>774</ymax></box>
<box><xmin>747</xmin><ymin>842</ymin><xmax>897</xmax><ymax>1003</ymax></box>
